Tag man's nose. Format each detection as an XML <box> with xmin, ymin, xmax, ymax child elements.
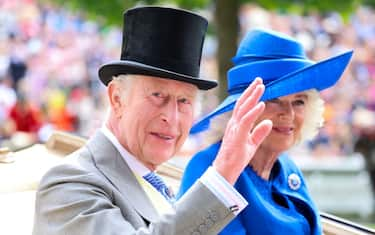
<box><xmin>161</xmin><ymin>100</ymin><xmax>178</xmax><ymax>124</ymax></box>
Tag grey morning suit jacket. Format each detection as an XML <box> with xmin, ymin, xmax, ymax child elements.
<box><xmin>32</xmin><ymin>131</ymin><xmax>236</xmax><ymax>235</ymax></box>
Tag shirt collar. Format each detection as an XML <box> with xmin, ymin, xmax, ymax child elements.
<box><xmin>101</xmin><ymin>125</ymin><xmax>151</xmax><ymax>176</ymax></box>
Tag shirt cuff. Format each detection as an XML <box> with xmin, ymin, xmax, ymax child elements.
<box><xmin>199</xmin><ymin>166</ymin><xmax>248</xmax><ymax>215</ymax></box>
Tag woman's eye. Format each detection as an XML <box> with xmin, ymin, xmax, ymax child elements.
<box><xmin>294</xmin><ymin>99</ymin><xmax>305</xmax><ymax>106</ymax></box>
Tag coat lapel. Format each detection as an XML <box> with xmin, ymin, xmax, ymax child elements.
<box><xmin>86</xmin><ymin>131</ymin><xmax>159</xmax><ymax>223</ymax></box>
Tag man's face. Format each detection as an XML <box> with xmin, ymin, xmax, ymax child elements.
<box><xmin>114</xmin><ymin>75</ymin><xmax>198</xmax><ymax>170</ymax></box>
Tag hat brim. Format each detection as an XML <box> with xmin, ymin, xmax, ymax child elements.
<box><xmin>190</xmin><ymin>50</ymin><xmax>353</xmax><ymax>134</ymax></box>
<box><xmin>98</xmin><ymin>60</ymin><xmax>217</xmax><ymax>90</ymax></box>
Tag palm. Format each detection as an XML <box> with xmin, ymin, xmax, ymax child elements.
<box><xmin>213</xmin><ymin>78</ymin><xmax>272</xmax><ymax>184</ymax></box>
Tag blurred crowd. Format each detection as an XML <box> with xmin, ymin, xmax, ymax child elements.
<box><xmin>0</xmin><ymin>0</ymin><xmax>118</xmax><ymax>148</ymax></box>
<box><xmin>0</xmin><ymin>0</ymin><xmax>374</xmax><ymax>157</ymax></box>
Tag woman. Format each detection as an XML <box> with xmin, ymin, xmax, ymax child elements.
<box><xmin>178</xmin><ymin>29</ymin><xmax>353</xmax><ymax>234</ymax></box>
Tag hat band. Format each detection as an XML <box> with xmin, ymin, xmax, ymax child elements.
<box><xmin>227</xmin><ymin>59</ymin><xmax>314</xmax><ymax>93</ymax></box>
<box><xmin>228</xmin><ymin>80</ymin><xmax>278</xmax><ymax>95</ymax></box>
<box><xmin>233</xmin><ymin>54</ymin><xmax>307</xmax><ymax>65</ymax></box>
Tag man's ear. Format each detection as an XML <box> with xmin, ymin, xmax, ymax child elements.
<box><xmin>108</xmin><ymin>82</ymin><xmax>123</xmax><ymax>119</ymax></box>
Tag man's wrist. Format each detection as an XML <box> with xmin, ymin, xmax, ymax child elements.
<box><xmin>212</xmin><ymin>160</ymin><xmax>241</xmax><ymax>185</ymax></box>
<box><xmin>199</xmin><ymin>166</ymin><xmax>248</xmax><ymax>215</ymax></box>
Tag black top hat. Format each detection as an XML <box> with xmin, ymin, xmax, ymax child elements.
<box><xmin>98</xmin><ymin>6</ymin><xmax>217</xmax><ymax>90</ymax></box>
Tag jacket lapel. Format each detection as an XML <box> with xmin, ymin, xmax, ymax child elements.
<box><xmin>86</xmin><ymin>131</ymin><xmax>159</xmax><ymax>223</ymax></box>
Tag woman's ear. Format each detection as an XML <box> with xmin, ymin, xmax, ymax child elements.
<box><xmin>108</xmin><ymin>82</ymin><xmax>123</xmax><ymax>119</ymax></box>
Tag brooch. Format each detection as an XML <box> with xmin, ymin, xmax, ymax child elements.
<box><xmin>288</xmin><ymin>173</ymin><xmax>301</xmax><ymax>190</ymax></box>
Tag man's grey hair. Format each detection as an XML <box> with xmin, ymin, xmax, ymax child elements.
<box><xmin>111</xmin><ymin>74</ymin><xmax>136</xmax><ymax>99</ymax></box>
<box><xmin>103</xmin><ymin>74</ymin><xmax>135</xmax><ymax>122</ymax></box>
<box><xmin>198</xmin><ymin>89</ymin><xmax>325</xmax><ymax>147</ymax></box>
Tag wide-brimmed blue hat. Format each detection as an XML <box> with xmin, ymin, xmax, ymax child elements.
<box><xmin>191</xmin><ymin>29</ymin><xmax>353</xmax><ymax>133</ymax></box>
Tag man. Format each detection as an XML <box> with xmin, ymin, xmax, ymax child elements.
<box><xmin>32</xmin><ymin>6</ymin><xmax>272</xmax><ymax>234</ymax></box>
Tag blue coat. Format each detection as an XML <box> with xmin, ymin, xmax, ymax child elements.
<box><xmin>178</xmin><ymin>141</ymin><xmax>322</xmax><ymax>235</ymax></box>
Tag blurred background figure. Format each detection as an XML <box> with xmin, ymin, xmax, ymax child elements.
<box><xmin>7</xmin><ymin>32</ymin><xmax>28</xmax><ymax>92</ymax></box>
<box><xmin>5</xmin><ymin>92</ymin><xmax>42</xmax><ymax>148</ymax></box>
<box><xmin>0</xmin><ymin>77</ymin><xmax>16</xmax><ymax>143</ymax></box>
<box><xmin>8</xmin><ymin>92</ymin><xmax>41</xmax><ymax>134</ymax></box>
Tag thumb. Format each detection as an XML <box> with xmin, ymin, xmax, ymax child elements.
<box><xmin>250</xmin><ymin>119</ymin><xmax>272</xmax><ymax>146</ymax></box>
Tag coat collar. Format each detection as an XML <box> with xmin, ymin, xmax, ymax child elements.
<box><xmin>86</xmin><ymin>130</ymin><xmax>160</xmax><ymax>222</ymax></box>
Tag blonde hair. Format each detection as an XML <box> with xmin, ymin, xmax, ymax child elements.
<box><xmin>199</xmin><ymin>89</ymin><xmax>325</xmax><ymax>147</ymax></box>
<box><xmin>299</xmin><ymin>89</ymin><xmax>325</xmax><ymax>143</ymax></box>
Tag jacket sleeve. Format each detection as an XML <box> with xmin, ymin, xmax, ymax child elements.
<box><xmin>32</xmin><ymin>163</ymin><xmax>236</xmax><ymax>235</ymax></box>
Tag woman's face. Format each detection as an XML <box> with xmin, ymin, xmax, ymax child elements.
<box><xmin>258</xmin><ymin>92</ymin><xmax>308</xmax><ymax>153</ymax></box>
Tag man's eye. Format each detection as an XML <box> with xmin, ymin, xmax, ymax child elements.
<box><xmin>150</xmin><ymin>92</ymin><xmax>165</xmax><ymax>105</ymax></box>
<box><xmin>179</xmin><ymin>98</ymin><xmax>191</xmax><ymax>104</ymax></box>
<box><xmin>152</xmin><ymin>92</ymin><xmax>163</xmax><ymax>98</ymax></box>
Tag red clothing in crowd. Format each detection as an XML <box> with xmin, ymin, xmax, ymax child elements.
<box><xmin>8</xmin><ymin>102</ymin><xmax>41</xmax><ymax>133</ymax></box>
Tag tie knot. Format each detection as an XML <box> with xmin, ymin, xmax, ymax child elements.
<box><xmin>143</xmin><ymin>172</ymin><xmax>164</xmax><ymax>189</ymax></box>
<box><xmin>143</xmin><ymin>172</ymin><xmax>175</xmax><ymax>203</ymax></box>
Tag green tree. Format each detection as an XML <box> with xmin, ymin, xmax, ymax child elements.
<box><xmin>45</xmin><ymin>0</ymin><xmax>366</xmax><ymax>100</ymax></box>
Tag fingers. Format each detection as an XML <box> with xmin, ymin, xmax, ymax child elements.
<box><xmin>236</xmin><ymin>101</ymin><xmax>265</xmax><ymax>138</ymax></box>
<box><xmin>232</xmin><ymin>77</ymin><xmax>265</xmax><ymax>137</ymax></box>
<box><xmin>233</xmin><ymin>77</ymin><xmax>264</xmax><ymax>117</ymax></box>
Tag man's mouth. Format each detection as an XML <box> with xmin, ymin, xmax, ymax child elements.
<box><xmin>151</xmin><ymin>132</ymin><xmax>175</xmax><ymax>140</ymax></box>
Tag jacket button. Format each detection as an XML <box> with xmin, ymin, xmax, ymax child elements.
<box><xmin>198</xmin><ymin>224</ymin><xmax>208</xmax><ymax>233</ymax></box>
<box><xmin>209</xmin><ymin>213</ymin><xmax>218</xmax><ymax>222</ymax></box>
<box><xmin>208</xmin><ymin>210</ymin><xmax>219</xmax><ymax>222</ymax></box>
<box><xmin>205</xmin><ymin>218</ymin><xmax>214</xmax><ymax>227</ymax></box>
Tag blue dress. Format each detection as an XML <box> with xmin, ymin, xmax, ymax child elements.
<box><xmin>178</xmin><ymin>141</ymin><xmax>322</xmax><ymax>235</ymax></box>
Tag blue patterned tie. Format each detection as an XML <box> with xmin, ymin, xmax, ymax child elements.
<box><xmin>143</xmin><ymin>172</ymin><xmax>175</xmax><ymax>203</ymax></box>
